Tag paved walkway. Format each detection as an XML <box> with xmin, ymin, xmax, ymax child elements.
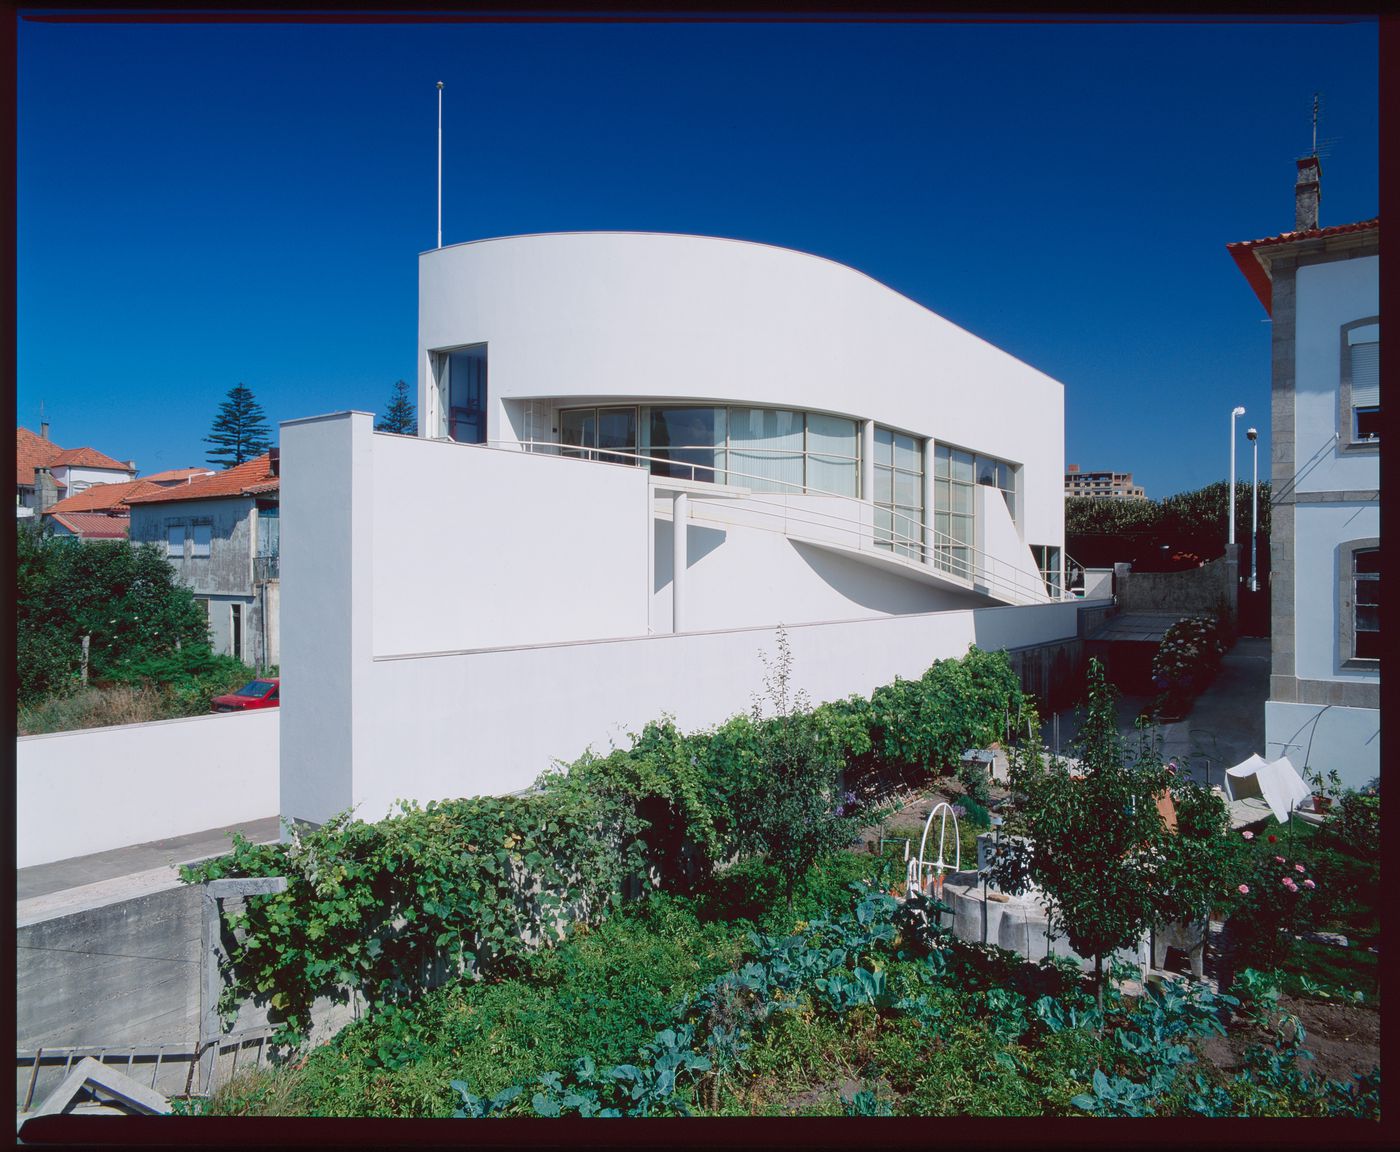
<box><xmin>1045</xmin><ymin>636</ymin><xmax>1270</xmax><ymax>791</ymax></box>
<box><xmin>16</xmin><ymin>816</ymin><xmax>283</xmax><ymax>908</ymax></box>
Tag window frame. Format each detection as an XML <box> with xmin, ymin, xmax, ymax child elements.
<box><xmin>1339</xmin><ymin>538</ymin><xmax>1380</xmax><ymax>668</ymax></box>
<box><xmin>1339</xmin><ymin>317</ymin><xmax>1379</xmax><ymax>452</ymax></box>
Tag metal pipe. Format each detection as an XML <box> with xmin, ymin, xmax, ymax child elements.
<box><xmin>1229</xmin><ymin>406</ymin><xmax>1245</xmax><ymax>547</ymax></box>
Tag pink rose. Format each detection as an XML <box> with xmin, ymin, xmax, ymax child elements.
<box><xmin>1237</xmin><ymin>884</ymin><xmax>1250</xmax><ymax>895</ymax></box>
<box><xmin>1295</xmin><ymin>864</ymin><xmax>1305</xmax><ymax>873</ymax></box>
<box><xmin>1242</xmin><ymin>831</ymin><xmax>1254</xmax><ymax>840</ymax></box>
<box><xmin>1303</xmin><ymin>879</ymin><xmax>1315</xmax><ymax>889</ymax></box>
<box><xmin>1281</xmin><ymin>878</ymin><xmax>1293</xmax><ymax>888</ymax></box>
<box><xmin>1275</xmin><ymin>856</ymin><xmax>1286</xmax><ymax>863</ymax></box>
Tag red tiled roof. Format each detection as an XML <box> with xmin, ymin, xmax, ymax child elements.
<box><xmin>1227</xmin><ymin>217</ymin><xmax>1379</xmax><ymax>315</ymax></box>
<box><xmin>125</xmin><ymin>454</ymin><xmax>279</xmax><ymax>505</ymax></box>
<box><xmin>48</xmin><ymin>446</ymin><xmax>133</xmax><ymax>472</ymax></box>
<box><xmin>48</xmin><ymin>511</ymin><xmax>131</xmax><ymax>540</ymax></box>
<box><xmin>45</xmin><ymin>478</ymin><xmax>168</xmax><ymax>514</ymax></box>
<box><xmin>142</xmin><ymin>467</ymin><xmax>216</xmax><ymax>484</ymax></box>
<box><xmin>16</xmin><ymin>427</ymin><xmax>61</xmax><ymax>487</ymax></box>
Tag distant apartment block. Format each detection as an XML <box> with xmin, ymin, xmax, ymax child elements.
<box><xmin>1064</xmin><ymin>465</ymin><xmax>1146</xmax><ymax>500</ymax></box>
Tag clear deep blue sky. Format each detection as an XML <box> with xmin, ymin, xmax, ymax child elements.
<box><xmin>17</xmin><ymin>15</ymin><xmax>1379</xmax><ymax>497</ymax></box>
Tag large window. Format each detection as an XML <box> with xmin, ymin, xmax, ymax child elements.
<box><xmin>1031</xmin><ymin>544</ymin><xmax>1062</xmax><ymax>597</ymax></box>
<box><xmin>873</xmin><ymin>426</ymin><xmax>924</xmax><ymax>558</ymax></box>
<box><xmin>1342</xmin><ymin>321</ymin><xmax>1379</xmax><ymax>444</ymax></box>
<box><xmin>555</xmin><ymin>404</ymin><xmax>860</xmax><ymax>496</ymax></box>
<box><xmin>439</xmin><ymin>344</ymin><xmax>487</xmax><ymax>444</ymax></box>
<box><xmin>933</xmin><ymin>445</ymin><xmax>975</xmax><ymax>577</ymax></box>
<box><xmin>561</xmin><ymin>406</ymin><xmax>639</xmax><ymax>465</ymax></box>
<box><xmin>932</xmin><ymin>444</ymin><xmax>1018</xmax><ymax>580</ymax></box>
<box><xmin>1345</xmin><ymin>545</ymin><xmax>1379</xmax><ymax>663</ymax></box>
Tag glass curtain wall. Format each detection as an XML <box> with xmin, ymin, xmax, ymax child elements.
<box><xmin>933</xmin><ymin>445</ymin><xmax>975</xmax><ymax>577</ymax></box>
<box><xmin>560</xmin><ymin>407</ymin><xmax>639</xmax><ymax>464</ymax></box>
<box><xmin>873</xmin><ymin>427</ymin><xmax>924</xmax><ymax>559</ymax></box>
<box><xmin>554</xmin><ymin>404</ymin><xmax>860</xmax><ymax>496</ymax></box>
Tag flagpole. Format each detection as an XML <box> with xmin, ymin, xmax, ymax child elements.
<box><xmin>436</xmin><ymin>81</ymin><xmax>444</xmax><ymax>249</ymax></box>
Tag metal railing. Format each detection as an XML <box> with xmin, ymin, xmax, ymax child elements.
<box><xmin>483</xmin><ymin>438</ymin><xmax>1066</xmax><ymax>606</ymax></box>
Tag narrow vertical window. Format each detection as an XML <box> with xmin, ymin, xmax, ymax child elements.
<box><xmin>874</xmin><ymin>426</ymin><xmax>924</xmax><ymax>559</ymax></box>
<box><xmin>1353</xmin><ymin>548</ymin><xmax>1379</xmax><ymax>660</ymax></box>
<box><xmin>446</xmin><ymin>345</ymin><xmax>488</xmax><ymax>444</ymax></box>
<box><xmin>231</xmin><ymin>603</ymin><xmax>243</xmax><ymax>663</ymax></box>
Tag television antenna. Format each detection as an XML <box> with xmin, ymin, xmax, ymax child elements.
<box><xmin>1297</xmin><ymin>91</ymin><xmax>1341</xmax><ymax>160</ymax></box>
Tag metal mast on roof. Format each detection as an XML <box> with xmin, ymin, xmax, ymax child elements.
<box><xmin>434</xmin><ymin>82</ymin><xmax>439</xmax><ymax>250</ymax></box>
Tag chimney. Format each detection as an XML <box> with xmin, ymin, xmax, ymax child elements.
<box><xmin>40</xmin><ymin>420</ymin><xmax>49</xmax><ymax>441</ymax></box>
<box><xmin>36</xmin><ymin>467</ymin><xmax>58</xmax><ymax>513</ymax></box>
<box><xmin>1295</xmin><ymin>155</ymin><xmax>1321</xmax><ymax>232</ymax></box>
<box><xmin>269</xmin><ymin>446</ymin><xmax>280</xmax><ymax>477</ymax></box>
<box><xmin>1067</xmin><ymin>464</ymin><xmax>1080</xmax><ymax>474</ymax></box>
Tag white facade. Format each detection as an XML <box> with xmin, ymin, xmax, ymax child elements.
<box><xmin>1231</xmin><ymin>215</ymin><xmax>1379</xmax><ymax>790</ymax></box>
<box><xmin>279</xmin><ymin>235</ymin><xmax>1076</xmax><ymax>826</ymax></box>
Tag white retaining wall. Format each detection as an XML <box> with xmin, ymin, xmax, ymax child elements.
<box><xmin>16</xmin><ymin>711</ymin><xmax>280</xmax><ymax>869</ymax></box>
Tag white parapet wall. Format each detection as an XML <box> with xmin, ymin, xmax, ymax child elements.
<box><xmin>16</xmin><ymin>711</ymin><xmax>280</xmax><ymax>869</ymax></box>
<box><xmin>351</xmin><ymin>599</ymin><xmax>1083</xmax><ymax>823</ymax></box>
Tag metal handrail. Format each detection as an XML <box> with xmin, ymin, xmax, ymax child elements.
<box><xmin>482</xmin><ymin>438</ymin><xmax>1065</xmax><ymax>605</ymax></box>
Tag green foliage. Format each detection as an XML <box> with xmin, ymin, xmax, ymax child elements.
<box><xmin>1066</xmin><ymin>480</ymin><xmax>1272</xmax><ymax>549</ymax></box>
<box><xmin>1221</xmin><ymin>834</ymin><xmax>1320</xmax><ymax>974</ymax></box>
<box><xmin>180</xmin><ymin>791</ymin><xmax>648</xmax><ymax>1046</ymax></box>
<box><xmin>375</xmin><ymin>379</ymin><xmax>417</xmax><ymax>435</ymax></box>
<box><xmin>997</xmin><ymin>660</ymin><xmax>1232</xmax><ymax>1007</ymax></box>
<box><xmin>205</xmin><ymin>383</ymin><xmax>272</xmax><ymax>468</ymax></box>
<box><xmin>731</xmin><ymin>629</ymin><xmax>861</xmax><ymax>908</ymax></box>
<box><xmin>16</xmin><ymin>520</ymin><xmax>213</xmax><ymax>708</ymax></box>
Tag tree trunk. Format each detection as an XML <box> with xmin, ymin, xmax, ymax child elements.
<box><xmin>1094</xmin><ymin>953</ymin><xmax>1104</xmax><ymax>1016</ymax></box>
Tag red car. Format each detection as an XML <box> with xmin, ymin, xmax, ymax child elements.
<box><xmin>211</xmin><ymin>678</ymin><xmax>280</xmax><ymax>712</ymax></box>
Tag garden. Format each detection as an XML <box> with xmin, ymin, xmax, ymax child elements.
<box><xmin>176</xmin><ymin>643</ymin><xmax>1379</xmax><ymax>1120</ymax></box>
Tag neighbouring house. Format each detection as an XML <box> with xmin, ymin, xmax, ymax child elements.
<box><xmin>1064</xmin><ymin>464</ymin><xmax>1146</xmax><ymax>500</ymax></box>
<box><xmin>280</xmin><ymin>231</ymin><xmax>1086</xmax><ymax>827</ymax></box>
<box><xmin>1227</xmin><ymin>157</ymin><xmax>1379</xmax><ymax>789</ymax></box>
<box><xmin>40</xmin><ymin>468</ymin><xmax>217</xmax><ymax>541</ymax></box>
<box><xmin>16</xmin><ymin>424</ymin><xmax>137</xmax><ymax>517</ymax></box>
<box><xmin>126</xmin><ymin>453</ymin><xmax>280</xmax><ymax>669</ymax></box>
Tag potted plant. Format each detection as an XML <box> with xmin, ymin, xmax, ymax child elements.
<box><xmin>1304</xmin><ymin>766</ymin><xmax>1342</xmax><ymax>813</ymax></box>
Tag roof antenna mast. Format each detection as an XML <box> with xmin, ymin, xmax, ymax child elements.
<box><xmin>431</xmin><ymin>81</ymin><xmax>442</xmax><ymax>251</ymax></box>
<box><xmin>1312</xmin><ymin>91</ymin><xmax>1319</xmax><ymax>156</ymax></box>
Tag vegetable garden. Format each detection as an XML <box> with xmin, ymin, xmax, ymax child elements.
<box><xmin>177</xmin><ymin>642</ymin><xmax>1380</xmax><ymax>1120</ymax></box>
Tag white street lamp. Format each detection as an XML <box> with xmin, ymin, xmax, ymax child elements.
<box><xmin>1247</xmin><ymin>427</ymin><xmax>1259</xmax><ymax>592</ymax></box>
<box><xmin>1229</xmin><ymin>406</ymin><xmax>1246</xmax><ymax>548</ymax></box>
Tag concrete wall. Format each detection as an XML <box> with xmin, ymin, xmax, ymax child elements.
<box><xmin>1265</xmin><ymin>701</ymin><xmax>1379</xmax><ymax>792</ymax></box>
<box><xmin>347</xmin><ymin>601</ymin><xmax>1088</xmax><ymax>823</ymax></box>
<box><xmin>417</xmin><ymin>232</ymin><xmax>1065</xmax><ymax>557</ymax></box>
<box><xmin>1292</xmin><ymin>502</ymin><xmax>1381</xmax><ymax>685</ymax></box>
<box><xmin>16</xmin><ymin>711</ymin><xmax>280</xmax><ymax>868</ymax></box>
<box><xmin>1116</xmin><ymin>553</ymin><xmax>1236</xmax><ymax>617</ymax></box>
<box><xmin>1293</xmin><ymin>255</ymin><xmax>1380</xmax><ymax>496</ymax></box>
<box><xmin>370</xmin><ymin>432</ymin><xmax>650</xmax><ymax>654</ymax></box>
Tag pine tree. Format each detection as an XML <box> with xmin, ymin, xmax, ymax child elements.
<box><xmin>376</xmin><ymin>379</ymin><xmax>417</xmax><ymax>435</ymax></box>
<box><xmin>205</xmin><ymin>384</ymin><xmax>272</xmax><ymax>468</ymax></box>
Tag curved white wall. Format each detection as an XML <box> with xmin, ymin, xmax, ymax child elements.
<box><xmin>418</xmin><ymin>232</ymin><xmax>1065</xmax><ymax>553</ymax></box>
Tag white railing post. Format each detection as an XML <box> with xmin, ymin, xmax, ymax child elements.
<box><xmin>671</xmin><ymin>491</ymin><xmax>688</xmax><ymax>633</ymax></box>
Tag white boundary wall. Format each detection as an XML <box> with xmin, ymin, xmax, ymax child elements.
<box><xmin>354</xmin><ymin>600</ymin><xmax>1082</xmax><ymax>823</ymax></box>
<box><xmin>16</xmin><ymin>711</ymin><xmax>280</xmax><ymax>868</ymax></box>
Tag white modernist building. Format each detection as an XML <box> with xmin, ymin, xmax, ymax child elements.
<box><xmin>281</xmin><ymin>233</ymin><xmax>1079</xmax><ymax>827</ymax></box>
<box><xmin>1229</xmin><ymin>161</ymin><xmax>1380</xmax><ymax>789</ymax></box>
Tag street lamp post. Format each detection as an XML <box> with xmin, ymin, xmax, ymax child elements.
<box><xmin>1247</xmin><ymin>427</ymin><xmax>1259</xmax><ymax>592</ymax></box>
<box><xmin>1229</xmin><ymin>406</ymin><xmax>1246</xmax><ymax>548</ymax></box>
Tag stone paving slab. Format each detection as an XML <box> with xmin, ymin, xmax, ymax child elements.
<box><xmin>16</xmin><ymin>817</ymin><xmax>283</xmax><ymax>904</ymax></box>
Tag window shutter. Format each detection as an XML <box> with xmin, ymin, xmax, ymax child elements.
<box><xmin>1350</xmin><ymin>341</ymin><xmax>1379</xmax><ymax>407</ymax></box>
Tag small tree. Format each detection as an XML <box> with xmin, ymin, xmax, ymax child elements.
<box><xmin>205</xmin><ymin>384</ymin><xmax>272</xmax><ymax>468</ymax></box>
<box><xmin>733</xmin><ymin>629</ymin><xmax>859</xmax><ymax>908</ymax></box>
<box><xmin>376</xmin><ymin>380</ymin><xmax>417</xmax><ymax>435</ymax></box>
<box><xmin>995</xmin><ymin>660</ymin><xmax>1174</xmax><ymax>1010</ymax></box>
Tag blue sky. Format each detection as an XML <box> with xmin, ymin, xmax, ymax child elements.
<box><xmin>17</xmin><ymin>14</ymin><xmax>1379</xmax><ymax>497</ymax></box>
